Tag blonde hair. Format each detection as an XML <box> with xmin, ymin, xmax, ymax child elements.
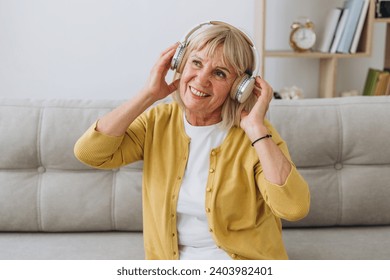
<box><xmin>172</xmin><ymin>23</ymin><xmax>258</xmax><ymax>130</ymax></box>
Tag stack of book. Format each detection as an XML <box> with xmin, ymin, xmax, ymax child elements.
<box><xmin>362</xmin><ymin>68</ymin><xmax>390</xmax><ymax>95</ymax></box>
<box><xmin>318</xmin><ymin>0</ymin><xmax>370</xmax><ymax>53</ymax></box>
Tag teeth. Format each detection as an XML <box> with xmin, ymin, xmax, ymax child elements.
<box><xmin>190</xmin><ymin>87</ymin><xmax>208</xmax><ymax>97</ymax></box>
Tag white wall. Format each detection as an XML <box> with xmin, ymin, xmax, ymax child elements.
<box><xmin>0</xmin><ymin>0</ymin><xmax>385</xmax><ymax>100</ymax></box>
<box><xmin>0</xmin><ymin>0</ymin><xmax>254</xmax><ymax>99</ymax></box>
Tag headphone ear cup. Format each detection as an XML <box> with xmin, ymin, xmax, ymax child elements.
<box><xmin>170</xmin><ymin>44</ymin><xmax>186</xmax><ymax>73</ymax></box>
<box><xmin>230</xmin><ymin>74</ymin><xmax>255</xmax><ymax>103</ymax></box>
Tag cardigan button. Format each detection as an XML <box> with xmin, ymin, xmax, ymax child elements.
<box><xmin>209</xmin><ymin>168</ymin><xmax>215</xmax><ymax>173</ymax></box>
<box><xmin>231</xmin><ymin>253</ymin><xmax>237</xmax><ymax>258</ymax></box>
<box><xmin>205</xmin><ymin>208</ymin><xmax>211</xmax><ymax>213</ymax></box>
<box><xmin>206</xmin><ymin>187</ymin><xmax>212</xmax><ymax>192</ymax></box>
<box><xmin>211</xmin><ymin>150</ymin><xmax>216</xmax><ymax>156</ymax></box>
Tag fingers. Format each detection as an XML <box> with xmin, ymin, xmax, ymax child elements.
<box><xmin>160</xmin><ymin>42</ymin><xmax>180</xmax><ymax>66</ymax></box>
<box><xmin>157</xmin><ymin>43</ymin><xmax>180</xmax><ymax>71</ymax></box>
<box><xmin>250</xmin><ymin>76</ymin><xmax>273</xmax><ymax>115</ymax></box>
<box><xmin>255</xmin><ymin>76</ymin><xmax>272</xmax><ymax>92</ymax></box>
<box><xmin>253</xmin><ymin>76</ymin><xmax>273</xmax><ymax>100</ymax></box>
<box><xmin>150</xmin><ymin>43</ymin><xmax>179</xmax><ymax>80</ymax></box>
<box><xmin>160</xmin><ymin>42</ymin><xmax>180</xmax><ymax>57</ymax></box>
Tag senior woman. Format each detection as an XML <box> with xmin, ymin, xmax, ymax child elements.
<box><xmin>74</xmin><ymin>21</ymin><xmax>310</xmax><ymax>260</ymax></box>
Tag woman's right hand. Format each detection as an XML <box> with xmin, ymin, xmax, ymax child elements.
<box><xmin>141</xmin><ymin>43</ymin><xmax>181</xmax><ymax>102</ymax></box>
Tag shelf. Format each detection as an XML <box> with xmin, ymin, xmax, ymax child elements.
<box><xmin>265</xmin><ymin>50</ymin><xmax>371</xmax><ymax>59</ymax></box>
<box><xmin>257</xmin><ymin>0</ymin><xmax>377</xmax><ymax>98</ymax></box>
<box><xmin>375</xmin><ymin>18</ymin><xmax>390</xmax><ymax>23</ymax></box>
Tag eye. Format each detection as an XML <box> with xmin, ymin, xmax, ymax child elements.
<box><xmin>214</xmin><ymin>69</ymin><xmax>227</xmax><ymax>79</ymax></box>
<box><xmin>192</xmin><ymin>59</ymin><xmax>202</xmax><ymax>68</ymax></box>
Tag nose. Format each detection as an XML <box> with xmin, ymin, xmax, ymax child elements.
<box><xmin>196</xmin><ymin>68</ymin><xmax>211</xmax><ymax>87</ymax></box>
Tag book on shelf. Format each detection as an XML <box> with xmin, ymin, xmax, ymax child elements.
<box><xmin>337</xmin><ymin>0</ymin><xmax>365</xmax><ymax>54</ymax></box>
<box><xmin>330</xmin><ymin>8</ymin><xmax>350</xmax><ymax>53</ymax></box>
<box><xmin>376</xmin><ymin>0</ymin><xmax>390</xmax><ymax>18</ymax></box>
<box><xmin>374</xmin><ymin>71</ymin><xmax>390</xmax><ymax>95</ymax></box>
<box><xmin>318</xmin><ymin>8</ymin><xmax>342</xmax><ymax>52</ymax></box>
<box><xmin>385</xmin><ymin>77</ymin><xmax>390</xmax><ymax>95</ymax></box>
<box><xmin>350</xmin><ymin>0</ymin><xmax>370</xmax><ymax>53</ymax></box>
<box><xmin>362</xmin><ymin>68</ymin><xmax>390</xmax><ymax>96</ymax></box>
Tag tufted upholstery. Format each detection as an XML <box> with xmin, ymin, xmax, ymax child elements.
<box><xmin>268</xmin><ymin>97</ymin><xmax>390</xmax><ymax>228</ymax></box>
<box><xmin>0</xmin><ymin>99</ymin><xmax>143</xmax><ymax>233</ymax></box>
<box><xmin>0</xmin><ymin>96</ymin><xmax>390</xmax><ymax>259</ymax></box>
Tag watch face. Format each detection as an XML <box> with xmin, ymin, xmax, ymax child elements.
<box><xmin>292</xmin><ymin>28</ymin><xmax>316</xmax><ymax>50</ymax></box>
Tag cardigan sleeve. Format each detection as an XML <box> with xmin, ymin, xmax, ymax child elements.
<box><xmin>254</xmin><ymin>121</ymin><xmax>310</xmax><ymax>221</ymax></box>
<box><xmin>74</xmin><ymin>115</ymin><xmax>147</xmax><ymax>169</ymax></box>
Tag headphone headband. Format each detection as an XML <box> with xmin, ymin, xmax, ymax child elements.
<box><xmin>174</xmin><ymin>21</ymin><xmax>259</xmax><ymax>77</ymax></box>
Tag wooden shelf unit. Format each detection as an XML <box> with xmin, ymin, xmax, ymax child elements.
<box><xmin>255</xmin><ymin>0</ymin><xmax>379</xmax><ymax>98</ymax></box>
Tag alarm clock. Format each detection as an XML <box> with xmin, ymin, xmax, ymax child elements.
<box><xmin>289</xmin><ymin>18</ymin><xmax>316</xmax><ymax>52</ymax></box>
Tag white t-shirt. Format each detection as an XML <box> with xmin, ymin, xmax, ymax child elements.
<box><xmin>176</xmin><ymin>115</ymin><xmax>231</xmax><ymax>260</ymax></box>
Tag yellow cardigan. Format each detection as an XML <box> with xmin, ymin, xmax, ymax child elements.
<box><xmin>74</xmin><ymin>102</ymin><xmax>310</xmax><ymax>260</ymax></box>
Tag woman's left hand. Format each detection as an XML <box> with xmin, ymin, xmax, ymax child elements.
<box><xmin>240</xmin><ymin>77</ymin><xmax>293</xmax><ymax>186</ymax></box>
<box><xmin>240</xmin><ymin>76</ymin><xmax>274</xmax><ymax>141</ymax></box>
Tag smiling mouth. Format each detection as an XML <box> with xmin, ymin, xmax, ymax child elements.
<box><xmin>190</xmin><ymin>86</ymin><xmax>210</xmax><ymax>97</ymax></box>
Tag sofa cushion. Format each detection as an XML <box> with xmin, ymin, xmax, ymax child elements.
<box><xmin>0</xmin><ymin>99</ymin><xmax>143</xmax><ymax>232</ymax></box>
<box><xmin>269</xmin><ymin>96</ymin><xmax>390</xmax><ymax>227</ymax></box>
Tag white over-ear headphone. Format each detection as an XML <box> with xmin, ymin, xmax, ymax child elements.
<box><xmin>170</xmin><ymin>20</ymin><xmax>259</xmax><ymax>104</ymax></box>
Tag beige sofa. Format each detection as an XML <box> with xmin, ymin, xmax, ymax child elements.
<box><xmin>1</xmin><ymin>96</ymin><xmax>389</xmax><ymax>260</ymax></box>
